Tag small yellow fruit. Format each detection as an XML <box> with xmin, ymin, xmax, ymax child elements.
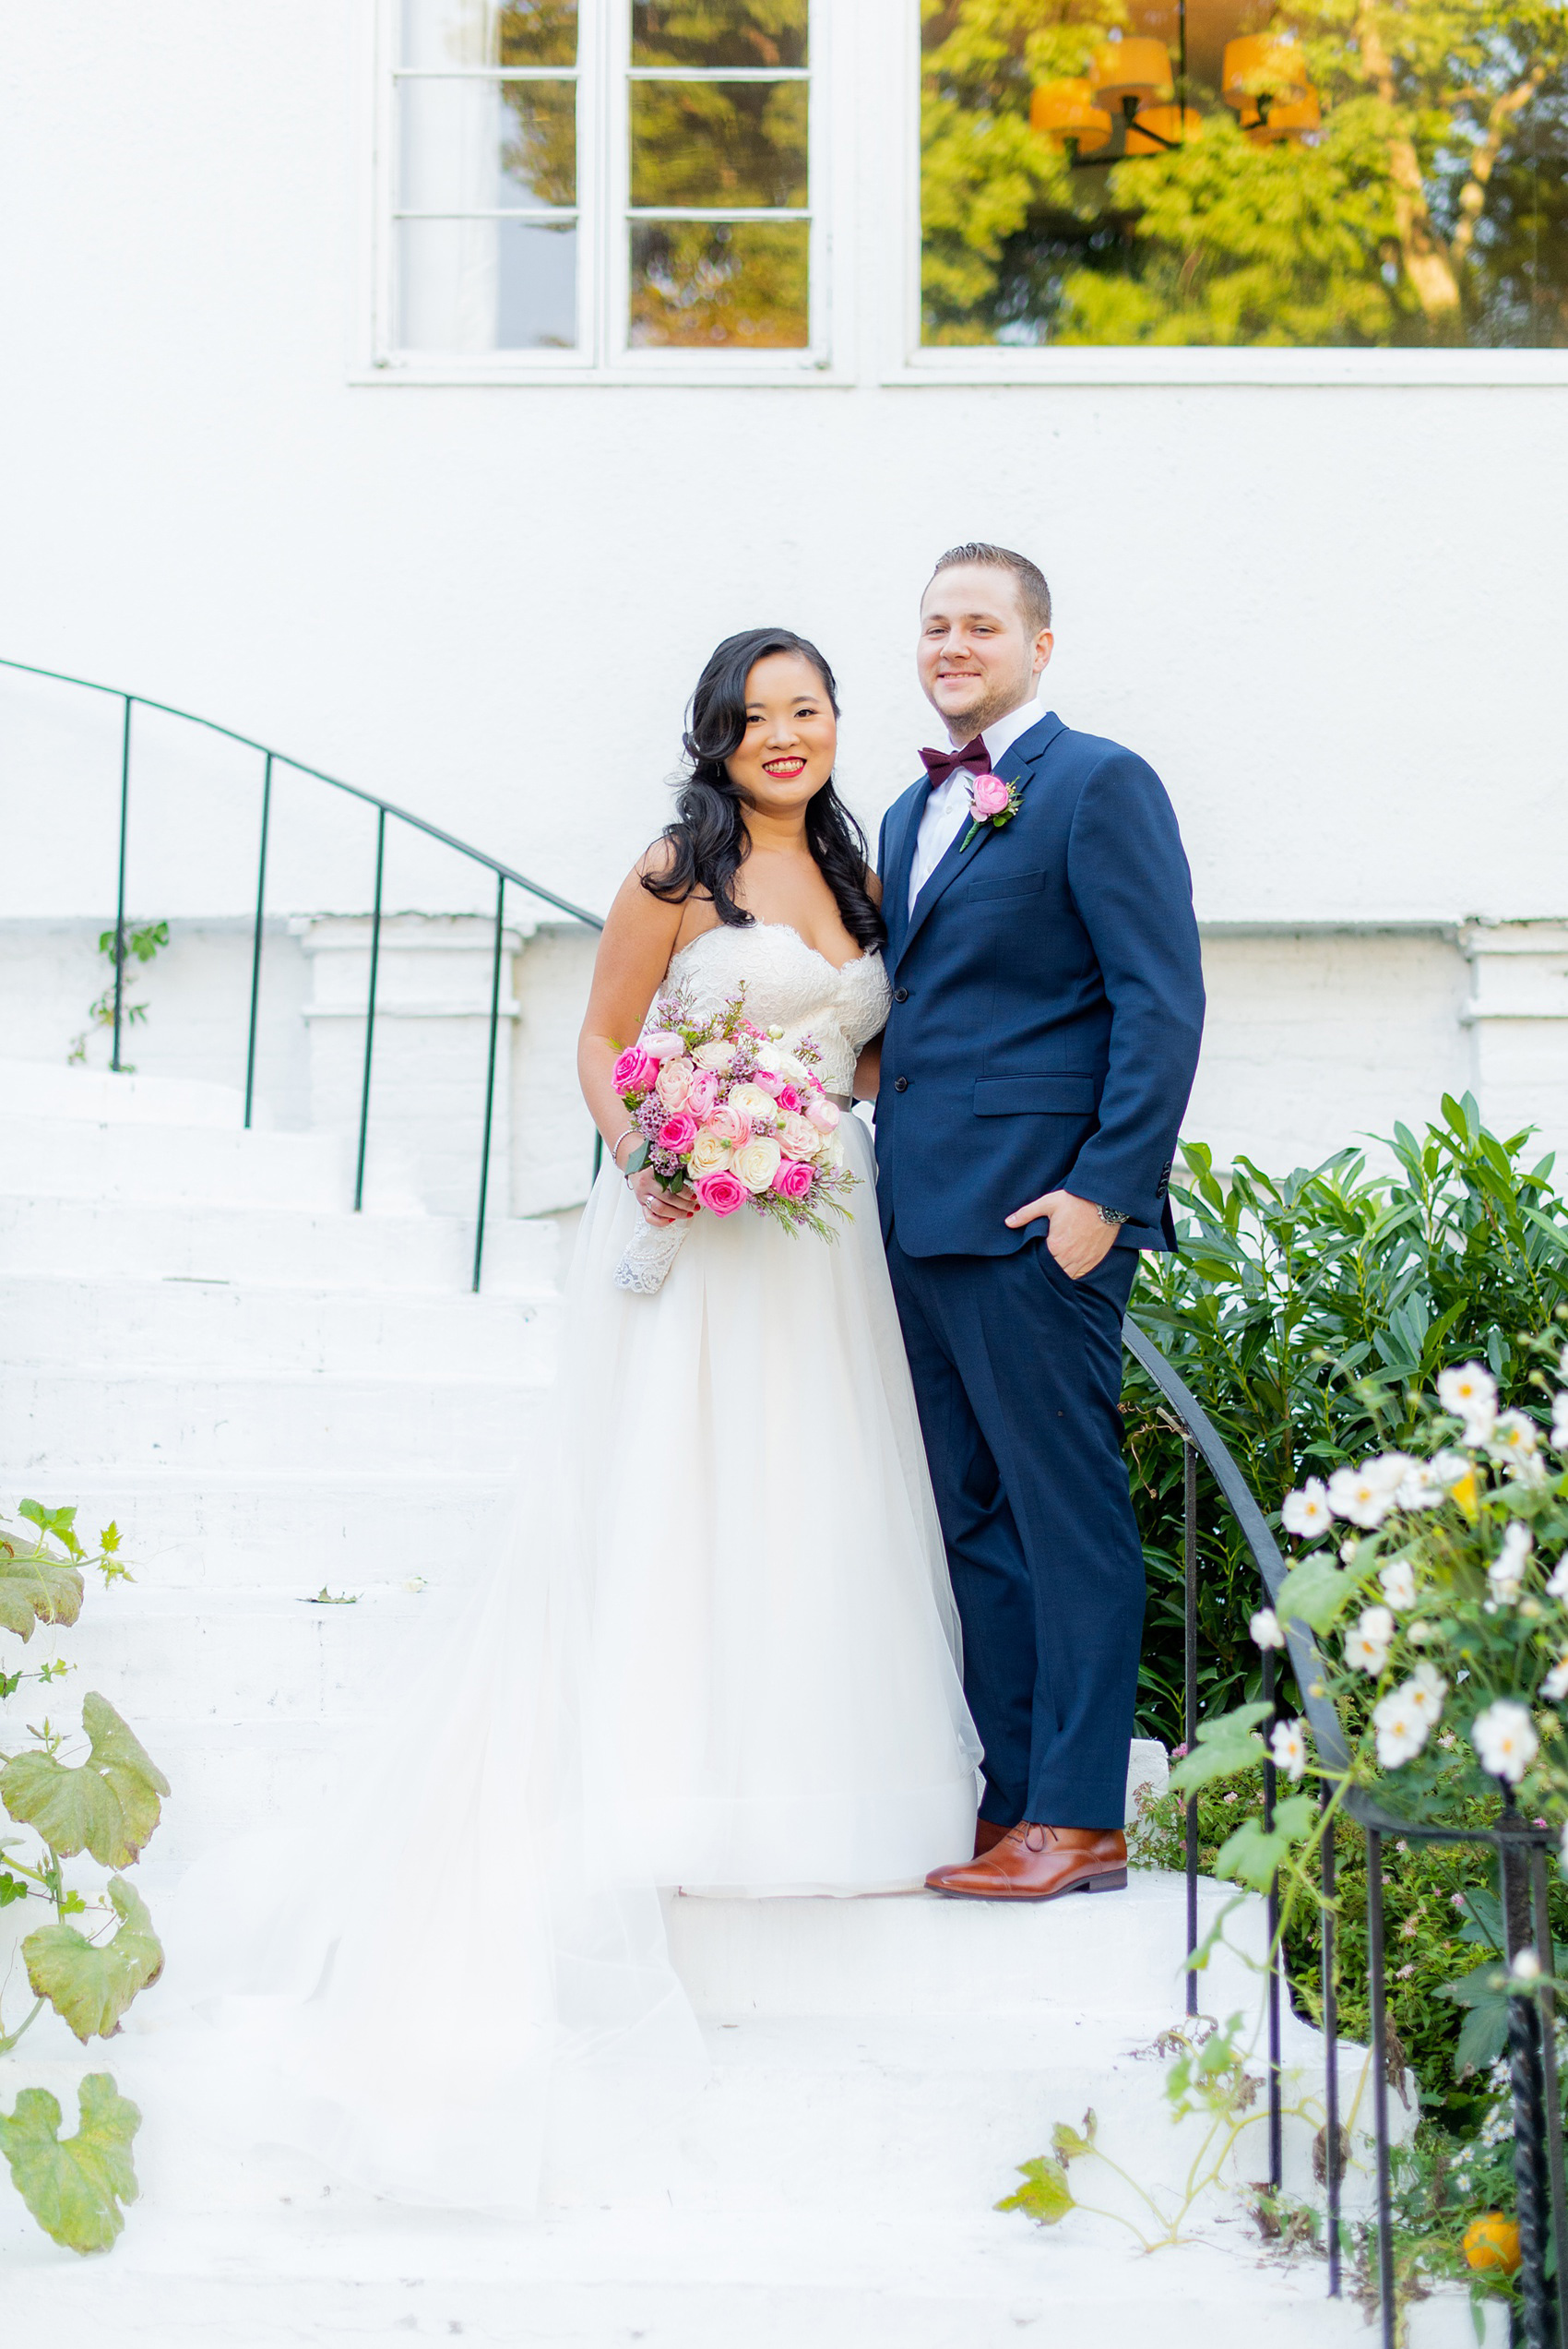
<box><xmin>1465</xmin><ymin>2212</ymin><xmax>1521</xmax><ymax>2274</ymax></box>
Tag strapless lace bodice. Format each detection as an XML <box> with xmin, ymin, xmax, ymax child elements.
<box><xmin>653</xmin><ymin>924</ymin><xmax>890</xmax><ymax>1097</ymax></box>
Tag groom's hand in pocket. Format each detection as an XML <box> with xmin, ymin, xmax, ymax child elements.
<box><xmin>1004</xmin><ymin>1188</ymin><xmax>1116</xmax><ymax>1280</ymax></box>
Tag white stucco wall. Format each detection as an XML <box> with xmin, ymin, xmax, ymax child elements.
<box><xmin>1</xmin><ymin>2</ymin><xmax>1564</xmax><ymax>1198</ymax></box>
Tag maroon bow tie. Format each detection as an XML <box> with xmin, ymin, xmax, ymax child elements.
<box><xmin>920</xmin><ymin>736</ymin><xmax>991</xmax><ymax>792</ymax></box>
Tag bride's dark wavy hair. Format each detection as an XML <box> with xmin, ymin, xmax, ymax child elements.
<box><xmin>640</xmin><ymin>627</ymin><xmax>886</xmax><ymax>950</ymax></box>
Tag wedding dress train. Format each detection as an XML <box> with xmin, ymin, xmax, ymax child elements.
<box><xmin>137</xmin><ymin>921</ymin><xmax>980</xmax><ymax>2210</ymax></box>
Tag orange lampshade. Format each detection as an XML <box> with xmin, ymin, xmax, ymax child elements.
<box><xmin>1240</xmin><ymin>87</ymin><xmax>1322</xmax><ymax>140</ymax></box>
<box><xmin>1125</xmin><ymin>102</ymin><xmax>1204</xmax><ymax>153</ymax></box>
<box><xmin>1222</xmin><ymin>35</ymin><xmax>1310</xmax><ymax>108</ymax></box>
<box><xmin>1030</xmin><ymin>78</ymin><xmax>1113</xmax><ymax>153</ymax></box>
<box><xmin>1089</xmin><ymin>39</ymin><xmax>1173</xmax><ymax>113</ymax></box>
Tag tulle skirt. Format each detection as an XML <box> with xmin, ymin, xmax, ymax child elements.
<box><xmin>131</xmin><ymin>1112</ymin><xmax>979</xmax><ymax>2212</ymax></box>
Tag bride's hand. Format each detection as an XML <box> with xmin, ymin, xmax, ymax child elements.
<box><xmin>630</xmin><ymin>1168</ymin><xmax>698</xmax><ymax>1224</ymax></box>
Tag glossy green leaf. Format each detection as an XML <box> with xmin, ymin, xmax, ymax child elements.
<box><xmin>24</xmin><ymin>1877</ymin><xmax>164</xmax><ymax>2043</ymax></box>
<box><xmin>1214</xmin><ymin>1795</ymin><xmax>1317</xmax><ymax>1891</ymax></box>
<box><xmin>1</xmin><ymin>1694</ymin><xmax>170</xmax><ymax>1868</ymax></box>
<box><xmin>0</xmin><ymin>2073</ymin><xmax>140</xmax><ymax>2253</ymax></box>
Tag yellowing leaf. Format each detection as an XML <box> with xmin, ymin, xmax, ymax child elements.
<box><xmin>1</xmin><ymin>1694</ymin><xmax>170</xmax><ymax>1868</ymax></box>
<box><xmin>996</xmin><ymin>2154</ymin><xmax>1075</xmax><ymax>2226</ymax></box>
<box><xmin>24</xmin><ymin>1877</ymin><xmax>164</xmax><ymax>2042</ymax></box>
<box><xmin>0</xmin><ymin>2073</ymin><xmax>140</xmax><ymax>2254</ymax></box>
<box><xmin>1051</xmin><ymin>2108</ymin><xmax>1098</xmax><ymax>2164</ymax></box>
<box><xmin>0</xmin><ymin>1523</ymin><xmax>84</xmax><ymax>1643</ymax></box>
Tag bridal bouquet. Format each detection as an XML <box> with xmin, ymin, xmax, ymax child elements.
<box><xmin>610</xmin><ymin>990</ymin><xmax>854</xmax><ymax>1294</ymax></box>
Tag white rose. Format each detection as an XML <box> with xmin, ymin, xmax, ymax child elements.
<box><xmin>688</xmin><ymin>1130</ymin><xmax>732</xmax><ymax>1177</ymax></box>
<box><xmin>754</xmin><ymin>1043</ymin><xmax>786</xmax><ymax>1076</ymax></box>
<box><xmin>732</xmin><ymin>1138</ymin><xmax>782</xmax><ymax>1193</ymax></box>
<box><xmin>728</xmin><ymin>1083</ymin><xmax>778</xmax><ymax>1127</ymax></box>
<box><xmin>693</xmin><ymin>1038</ymin><xmax>739</xmax><ymax>1073</ymax></box>
<box><xmin>777</xmin><ymin>1112</ymin><xmax>823</xmax><ymax>1160</ymax></box>
<box><xmin>642</xmin><ymin>1030</ymin><xmax>686</xmax><ymax>1060</ymax></box>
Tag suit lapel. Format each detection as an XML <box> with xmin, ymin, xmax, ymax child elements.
<box><xmin>897</xmin><ymin>712</ymin><xmax>1064</xmax><ymax>964</ymax></box>
<box><xmin>881</xmin><ymin>782</ymin><xmax>925</xmax><ymax>965</ymax></box>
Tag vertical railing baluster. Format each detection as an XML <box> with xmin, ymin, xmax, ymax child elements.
<box><xmin>472</xmin><ymin>871</ymin><xmax>505</xmax><ymax>1294</ymax></box>
<box><xmin>354</xmin><ymin>808</ymin><xmax>386</xmax><ymax>1215</ymax></box>
<box><xmin>1262</xmin><ymin>1641</ymin><xmax>1282</xmax><ymax>2189</ymax></box>
<box><xmin>1503</xmin><ymin>1810</ymin><xmax>1555</xmax><ymax>2349</ymax></box>
<box><xmin>1183</xmin><ymin>1437</ymin><xmax>1199</xmax><ymax>2017</ymax></box>
<box><xmin>1529</xmin><ymin>1848</ymin><xmax>1568</xmax><ymax>2349</ymax></box>
<box><xmin>111</xmin><ymin>695</ymin><xmax>133</xmax><ymax>1072</ymax></box>
<box><xmin>1322</xmin><ymin>1775</ymin><xmax>1341</xmax><ymax>2298</ymax></box>
<box><xmin>593</xmin><ymin>1129</ymin><xmax>603</xmax><ymax>1184</ymax></box>
<box><xmin>1367</xmin><ymin>1829</ymin><xmax>1395</xmax><ymax>2349</ymax></box>
<box><xmin>244</xmin><ymin>751</ymin><xmax>272</xmax><ymax>1129</ymax></box>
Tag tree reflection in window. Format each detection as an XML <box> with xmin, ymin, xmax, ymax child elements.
<box><xmin>920</xmin><ymin>0</ymin><xmax>1568</xmax><ymax>346</ymax></box>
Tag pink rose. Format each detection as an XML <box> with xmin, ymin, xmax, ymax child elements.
<box><xmin>971</xmin><ymin>771</ymin><xmax>1011</xmax><ymax>819</ymax></box>
<box><xmin>804</xmin><ymin>1094</ymin><xmax>840</xmax><ymax>1134</ymax></box>
<box><xmin>685</xmin><ymin>1068</ymin><xmax>719</xmax><ymax>1121</ymax></box>
<box><xmin>771</xmin><ymin>1157</ymin><xmax>816</xmax><ymax>1201</ymax></box>
<box><xmin>776</xmin><ymin>1084</ymin><xmax>802</xmax><ymax>1114</ymax></box>
<box><xmin>657</xmin><ymin>1111</ymin><xmax>698</xmax><ymax>1154</ymax></box>
<box><xmin>694</xmin><ymin>1169</ymin><xmax>747</xmax><ymax>1217</ymax></box>
<box><xmin>751</xmin><ymin>1067</ymin><xmax>785</xmax><ymax>1099</ymax></box>
<box><xmin>654</xmin><ymin>1056</ymin><xmax>695</xmax><ymax>1110</ymax></box>
<box><xmin>642</xmin><ymin>1030</ymin><xmax>686</xmax><ymax>1061</ymax></box>
<box><xmin>612</xmin><ymin>1046</ymin><xmax>659</xmax><ymax>1096</ymax></box>
<box><xmin>705</xmin><ymin>1103</ymin><xmax>751</xmax><ymax>1146</ymax></box>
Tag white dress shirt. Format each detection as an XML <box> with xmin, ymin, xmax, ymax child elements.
<box><xmin>908</xmin><ymin>695</ymin><xmax>1045</xmax><ymax>915</ymax></box>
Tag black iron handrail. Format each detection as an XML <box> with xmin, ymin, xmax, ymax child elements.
<box><xmin>0</xmin><ymin>656</ymin><xmax>606</xmax><ymax>1289</ymax></box>
<box><xmin>1128</xmin><ymin>1314</ymin><xmax>1567</xmax><ymax>2345</ymax></box>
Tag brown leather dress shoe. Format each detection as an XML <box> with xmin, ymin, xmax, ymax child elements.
<box><xmin>925</xmin><ymin>1822</ymin><xmax>1128</xmax><ymax>1901</ymax></box>
<box><xmin>973</xmin><ymin>1817</ymin><xmax>1013</xmax><ymax>1859</ymax></box>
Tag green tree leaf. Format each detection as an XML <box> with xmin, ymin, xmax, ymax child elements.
<box><xmin>1</xmin><ymin>1694</ymin><xmax>170</xmax><ymax>1868</ymax></box>
<box><xmin>1275</xmin><ymin>1551</ymin><xmax>1361</xmax><ymax>1635</ymax></box>
<box><xmin>24</xmin><ymin>1877</ymin><xmax>164</xmax><ymax>2043</ymax></box>
<box><xmin>1214</xmin><ymin>1795</ymin><xmax>1318</xmax><ymax>1890</ymax></box>
<box><xmin>1170</xmin><ymin>1701</ymin><xmax>1273</xmax><ymax>1794</ymax></box>
<box><xmin>996</xmin><ymin>2153</ymin><xmax>1075</xmax><ymax>2225</ymax></box>
<box><xmin>0</xmin><ymin>1529</ymin><xmax>84</xmax><ymax>1642</ymax></box>
<box><xmin>0</xmin><ymin>2073</ymin><xmax>140</xmax><ymax>2253</ymax></box>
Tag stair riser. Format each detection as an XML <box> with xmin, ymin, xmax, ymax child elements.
<box><xmin>0</xmin><ymin>1474</ymin><xmax>515</xmax><ymax>1588</ymax></box>
<box><xmin>0</xmin><ymin>1197</ymin><xmax>561</xmax><ymax>1295</ymax></box>
<box><xmin>0</xmin><ymin>1276</ymin><xmax>557</xmax><ymax>1379</ymax></box>
<box><xmin>3</xmin><ymin>1370</ymin><xmax>552</xmax><ymax>1473</ymax></box>
<box><xmin>0</xmin><ymin>1118</ymin><xmax>374</xmax><ymax>1211</ymax></box>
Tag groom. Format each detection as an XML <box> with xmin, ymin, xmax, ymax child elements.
<box><xmin>876</xmin><ymin>543</ymin><xmax>1205</xmax><ymax>1901</ymax></box>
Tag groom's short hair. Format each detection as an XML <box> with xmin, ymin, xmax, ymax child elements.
<box><xmin>930</xmin><ymin>543</ymin><xmax>1051</xmax><ymax>635</ymax></box>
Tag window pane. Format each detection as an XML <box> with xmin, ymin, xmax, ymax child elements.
<box><xmin>398</xmin><ymin>78</ymin><xmax>576</xmax><ymax>209</ymax></box>
<box><xmin>632</xmin><ymin>2</ymin><xmax>807</xmax><ymax>70</ymax></box>
<box><xmin>920</xmin><ymin>0</ymin><xmax>1568</xmax><ymax>349</ymax></box>
<box><xmin>629</xmin><ymin>220</ymin><xmax>809</xmax><ymax>344</ymax></box>
<box><xmin>401</xmin><ymin>1</ymin><xmax>577</xmax><ymax>70</ymax></box>
<box><xmin>398</xmin><ymin>218</ymin><xmax>577</xmax><ymax>349</ymax></box>
<box><xmin>630</xmin><ymin>79</ymin><xmax>808</xmax><ymax>209</ymax></box>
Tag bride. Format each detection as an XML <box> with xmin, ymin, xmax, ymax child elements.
<box><xmin>573</xmin><ymin>626</ymin><xmax>980</xmax><ymax>1893</ymax></box>
<box><xmin>145</xmin><ymin>627</ymin><xmax>979</xmax><ymax>2214</ymax></box>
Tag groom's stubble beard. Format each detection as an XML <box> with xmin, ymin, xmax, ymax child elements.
<box><xmin>935</xmin><ymin>666</ymin><xmax>1038</xmax><ymax>747</ymax></box>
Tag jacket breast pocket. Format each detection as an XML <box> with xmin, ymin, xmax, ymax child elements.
<box><xmin>972</xmin><ymin>1077</ymin><xmax>1097</xmax><ymax>1117</ymax></box>
<box><xmin>962</xmin><ymin>868</ymin><xmax>1047</xmax><ymax>903</ymax></box>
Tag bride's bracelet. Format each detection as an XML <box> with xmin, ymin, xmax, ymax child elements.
<box><xmin>610</xmin><ymin>1127</ymin><xmax>638</xmax><ymax>1170</ymax></box>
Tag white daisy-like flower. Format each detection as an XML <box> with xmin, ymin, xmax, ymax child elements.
<box><xmin>1546</xmin><ymin>1555</ymin><xmax>1568</xmax><ymax>1600</ymax></box>
<box><xmin>1327</xmin><ymin>1462</ymin><xmax>1400</xmax><ymax>1530</ymax></box>
<box><xmin>1489</xmin><ymin>1521</ymin><xmax>1534</xmax><ymax>1604</ymax></box>
<box><xmin>1512</xmin><ymin>1949</ymin><xmax>1542</xmax><ymax>1983</ymax></box>
<box><xmin>1471</xmin><ymin>1699</ymin><xmax>1539</xmax><ymax>1784</ymax></box>
<box><xmin>1269</xmin><ymin>1719</ymin><xmax>1308</xmax><ymax>1782</ymax></box>
<box><xmin>1346</xmin><ymin>1604</ymin><xmax>1396</xmax><ymax>1675</ymax></box>
<box><xmin>1407</xmin><ymin>1661</ymin><xmax>1449</xmax><ymax>1721</ymax></box>
<box><xmin>1437</xmin><ymin>1363</ymin><xmax>1498</xmax><ymax>1446</ymax></box>
<box><xmin>1431</xmin><ymin>1449</ymin><xmax>1476</xmax><ymax>1489</ymax></box>
<box><xmin>1379</xmin><ymin>1559</ymin><xmax>1419</xmax><ymax>1611</ymax></box>
<box><xmin>1372</xmin><ymin>1687</ymin><xmax>1429</xmax><ymax>1768</ymax></box>
<box><xmin>1250</xmin><ymin>1607</ymin><xmax>1287</xmax><ymax>1651</ymax></box>
<box><xmin>1552</xmin><ymin>1387</ymin><xmax>1568</xmax><ymax>1449</ymax></box>
<box><xmin>1339</xmin><ymin>1538</ymin><xmax>1359</xmax><ymax>1565</ymax></box>
<box><xmin>1542</xmin><ymin>1652</ymin><xmax>1568</xmax><ymax>1702</ymax></box>
<box><xmin>1493</xmin><ymin>1410</ymin><xmax>1540</xmax><ymax>1463</ymax></box>
<box><xmin>1396</xmin><ymin>1461</ymin><xmax>1448</xmax><ymax>1510</ymax></box>
<box><xmin>1281</xmin><ymin>1478</ymin><xmax>1332</xmax><ymax>1540</ymax></box>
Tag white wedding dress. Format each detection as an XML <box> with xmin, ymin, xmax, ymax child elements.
<box><xmin>134</xmin><ymin>921</ymin><xmax>980</xmax><ymax>2214</ymax></box>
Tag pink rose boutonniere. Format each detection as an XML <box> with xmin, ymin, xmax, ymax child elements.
<box><xmin>959</xmin><ymin>769</ymin><xmax>1024</xmax><ymax>854</ymax></box>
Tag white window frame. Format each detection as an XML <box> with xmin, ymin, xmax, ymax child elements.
<box><xmin>362</xmin><ymin>0</ymin><xmax>845</xmax><ymax>385</ymax></box>
<box><xmin>881</xmin><ymin>0</ymin><xmax>1568</xmax><ymax>388</ymax></box>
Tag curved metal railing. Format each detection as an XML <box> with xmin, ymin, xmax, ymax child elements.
<box><xmin>0</xmin><ymin>656</ymin><xmax>605</xmax><ymax>1289</ymax></box>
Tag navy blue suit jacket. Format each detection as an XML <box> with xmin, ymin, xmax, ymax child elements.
<box><xmin>874</xmin><ymin>710</ymin><xmax>1205</xmax><ymax>1259</ymax></box>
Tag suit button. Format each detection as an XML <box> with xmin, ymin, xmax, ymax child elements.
<box><xmin>894</xmin><ymin>986</ymin><xmax>909</xmax><ymax>1003</ymax></box>
<box><xmin>894</xmin><ymin>1077</ymin><xmax>909</xmax><ymax>1091</ymax></box>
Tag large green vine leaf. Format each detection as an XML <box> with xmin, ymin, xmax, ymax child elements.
<box><xmin>24</xmin><ymin>1877</ymin><xmax>164</xmax><ymax>2043</ymax></box>
<box><xmin>0</xmin><ymin>2074</ymin><xmax>140</xmax><ymax>2253</ymax></box>
<box><xmin>0</xmin><ymin>1528</ymin><xmax>84</xmax><ymax>1643</ymax></box>
<box><xmin>995</xmin><ymin>2154</ymin><xmax>1075</xmax><ymax>2225</ymax></box>
<box><xmin>1</xmin><ymin>1694</ymin><xmax>170</xmax><ymax>1868</ymax></box>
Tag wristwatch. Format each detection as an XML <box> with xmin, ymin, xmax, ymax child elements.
<box><xmin>1097</xmin><ymin>1202</ymin><xmax>1132</xmax><ymax>1227</ymax></box>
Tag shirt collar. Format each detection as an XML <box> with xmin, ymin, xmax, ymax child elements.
<box><xmin>980</xmin><ymin>695</ymin><xmax>1044</xmax><ymax>769</ymax></box>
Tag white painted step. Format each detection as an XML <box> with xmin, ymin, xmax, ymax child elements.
<box><xmin>4</xmin><ymin>1365</ymin><xmax>552</xmax><ymax>1474</ymax></box>
<box><xmin>0</xmin><ymin>1115</ymin><xmax>421</xmax><ymax>1213</ymax></box>
<box><xmin>0</xmin><ymin>1191</ymin><xmax>559</xmax><ymax>1294</ymax></box>
<box><xmin>0</xmin><ymin>1057</ymin><xmax>255</xmax><ymax>1129</ymax></box>
<box><xmin>0</xmin><ymin>1272</ymin><xmax>556</xmax><ymax>1377</ymax></box>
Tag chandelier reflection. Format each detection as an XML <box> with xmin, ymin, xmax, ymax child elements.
<box><xmin>1030</xmin><ymin>20</ymin><xmax>1321</xmax><ymax>164</ymax></box>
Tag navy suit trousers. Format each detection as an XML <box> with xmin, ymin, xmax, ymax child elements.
<box><xmin>886</xmin><ymin>1231</ymin><xmax>1144</xmax><ymax>1833</ymax></box>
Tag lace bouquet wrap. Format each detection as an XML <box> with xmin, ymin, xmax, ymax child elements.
<box><xmin>611</xmin><ymin>990</ymin><xmax>854</xmax><ymax>1295</ymax></box>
